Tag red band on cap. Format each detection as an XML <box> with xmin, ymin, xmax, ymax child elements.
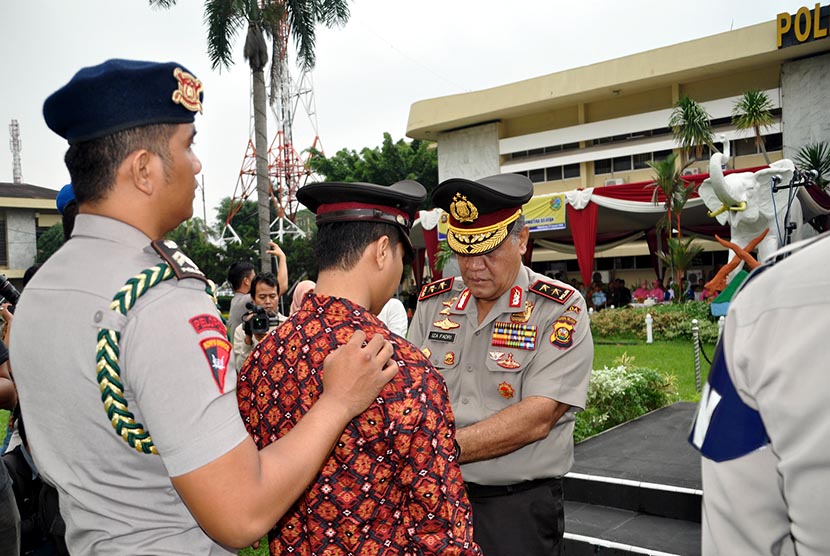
<box><xmin>317</xmin><ymin>202</ymin><xmax>409</xmax><ymax>222</ymax></box>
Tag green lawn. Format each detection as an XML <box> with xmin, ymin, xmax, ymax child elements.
<box><xmin>593</xmin><ymin>338</ymin><xmax>716</xmax><ymax>402</ymax></box>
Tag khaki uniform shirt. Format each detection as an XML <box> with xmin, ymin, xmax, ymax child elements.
<box><xmin>11</xmin><ymin>215</ymin><xmax>247</xmax><ymax>555</ymax></box>
<box><xmin>695</xmin><ymin>232</ymin><xmax>830</xmax><ymax>555</ymax></box>
<box><xmin>409</xmin><ymin>266</ymin><xmax>593</xmax><ymax>485</ymax></box>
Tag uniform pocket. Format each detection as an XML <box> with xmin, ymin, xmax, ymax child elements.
<box><xmin>482</xmin><ymin>350</ymin><xmax>530</xmax><ymax>411</ymax></box>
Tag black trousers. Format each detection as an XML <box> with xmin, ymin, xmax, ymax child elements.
<box><xmin>466</xmin><ymin>477</ymin><xmax>564</xmax><ymax>556</ymax></box>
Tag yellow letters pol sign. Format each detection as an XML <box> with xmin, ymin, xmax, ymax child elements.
<box><xmin>778</xmin><ymin>4</ymin><xmax>830</xmax><ymax>48</ymax></box>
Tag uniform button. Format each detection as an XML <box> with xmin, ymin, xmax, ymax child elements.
<box><xmin>461</xmin><ymin>398</ymin><xmax>469</xmax><ymax>404</ymax></box>
<box><xmin>94</xmin><ymin>311</ymin><xmax>103</xmax><ymax>323</ymax></box>
<box><xmin>475</xmin><ymin>331</ymin><xmax>480</xmax><ymax>336</ymax></box>
<box><xmin>466</xmin><ymin>366</ymin><xmax>473</xmax><ymax>373</ymax></box>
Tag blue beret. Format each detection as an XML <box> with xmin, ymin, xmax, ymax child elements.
<box><xmin>43</xmin><ymin>59</ymin><xmax>204</xmax><ymax>145</ymax></box>
<box><xmin>56</xmin><ymin>183</ymin><xmax>75</xmax><ymax>214</ymax></box>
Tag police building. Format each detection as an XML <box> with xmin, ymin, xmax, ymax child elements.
<box><xmin>407</xmin><ymin>6</ymin><xmax>830</xmax><ymax>287</ymax></box>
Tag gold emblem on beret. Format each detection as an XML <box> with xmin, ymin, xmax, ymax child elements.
<box><xmin>450</xmin><ymin>193</ymin><xmax>479</xmax><ymax>224</ymax></box>
<box><xmin>172</xmin><ymin>68</ymin><xmax>203</xmax><ymax>114</ymax></box>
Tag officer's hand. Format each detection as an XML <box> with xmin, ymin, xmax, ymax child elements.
<box><xmin>321</xmin><ymin>330</ymin><xmax>396</xmax><ymax>418</ymax></box>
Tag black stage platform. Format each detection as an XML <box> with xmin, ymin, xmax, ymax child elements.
<box><xmin>564</xmin><ymin>402</ymin><xmax>702</xmax><ymax>556</ymax></box>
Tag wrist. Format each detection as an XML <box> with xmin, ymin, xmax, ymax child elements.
<box><xmin>315</xmin><ymin>392</ymin><xmax>359</xmax><ymax>426</ymax></box>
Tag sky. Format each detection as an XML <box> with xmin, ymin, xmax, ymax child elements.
<box><xmin>0</xmin><ymin>0</ymin><xmax>809</xmax><ymax>226</ymax></box>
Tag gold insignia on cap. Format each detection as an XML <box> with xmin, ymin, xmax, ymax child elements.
<box><xmin>450</xmin><ymin>193</ymin><xmax>479</xmax><ymax>224</ymax></box>
<box><xmin>172</xmin><ymin>68</ymin><xmax>203</xmax><ymax>114</ymax></box>
<box><xmin>396</xmin><ymin>214</ymin><xmax>407</xmax><ymax>226</ymax></box>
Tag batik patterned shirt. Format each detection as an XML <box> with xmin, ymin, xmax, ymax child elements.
<box><xmin>237</xmin><ymin>293</ymin><xmax>480</xmax><ymax>556</ymax></box>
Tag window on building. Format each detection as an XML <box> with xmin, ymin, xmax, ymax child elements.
<box><xmin>594</xmin><ymin>158</ymin><xmax>612</xmax><ymax>175</ymax></box>
<box><xmin>563</xmin><ymin>163</ymin><xmax>580</xmax><ymax>179</ymax></box>
<box><xmin>528</xmin><ymin>148</ymin><xmax>545</xmax><ymax>157</ymax></box>
<box><xmin>734</xmin><ymin>137</ymin><xmax>758</xmax><ymax>157</ymax></box>
<box><xmin>613</xmin><ymin>156</ymin><xmax>632</xmax><ymax>172</ymax></box>
<box><xmin>546</xmin><ymin>166</ymin><xmax>563</xmax><ymax>181</ymax></box>
<box><xmin>528</xmin><ymin>168</ymin><xmax>546</xmax><ymax>183</ymax></box>
<box><xmin>766</xmin><ymin>132</ymin><xmax>783</xmax><ymax>152</ymax></box>
<box><xmin>633</xmin><ymin>152</ymin><xmax>652</xmax><ymax>169</ymax></box>
<box><xmin>653</xmin><ymin>149</ymin><xmax>673</xmax><ymax>162</ymax></box>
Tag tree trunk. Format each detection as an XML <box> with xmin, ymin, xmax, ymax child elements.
<box><xmin>252</xmin><ymin>67</ymin><xmax>271</xmax><ymax>272</ymax></box>
<box><xmin>756</xmin><ymin>125</ymin><xmax>771</xmax><ymax>165</ymax></box>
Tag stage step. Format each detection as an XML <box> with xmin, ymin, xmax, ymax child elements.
<box><xmin>563</xmin><ymin>402</ymin><xmax>702</xmax><ymax>556</ymax></box>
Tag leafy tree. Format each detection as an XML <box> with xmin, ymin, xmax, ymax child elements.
<box><xmin>150</xmin><ymin>0</ymin><xmax>351</xmax><ymax>272</ymax></box>
<box><xmin>36</xmin><ymin>223</ymin><xmax>65</xmax><ymax>264</ymax></box>
<box><xmin>732</xmin><ymin>90</ymin><xmax>775</xmax><ymax>164</ymax></box>
<box><xmin>669</xmin><ymin>96</ymin><xmax>715</xmax><ymax>164</ymax></box>
<box><xmin>309</xmin><ymin>133</ymin><xmax>439</xmax><ymax>209</ymax></box>
<box><xmin>165</xmin><ymin>218</ymin><xmax>225</xmax><ymax>284</ymax></box>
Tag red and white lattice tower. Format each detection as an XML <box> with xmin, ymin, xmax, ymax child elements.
<box><xmin>9</xmin><ymin>120</ymin><xmax>22</xmax><ymax>184</ymax></box>
<box><xmin>221</xmin><ymin>16</ymin><xmax>324</xmax><ymax>244</ymax></box>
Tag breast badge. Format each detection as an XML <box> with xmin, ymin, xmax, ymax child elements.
<box><xmin>510</xmin><ymin>300</ymin><xmax>534</xmax><ymax>323</ymax></box>
<box><xmin>444</xmin><ymin>352</ymin><xmax>456</xmax><ymax>366</ymax></box>
<box><xmin>439</xmin><ymin>297</ymin><xmax>458</xmax><ymax>315</ymax></box>
<box><xmin>551</xmin><ymin>316</ymin><xmax>577</xmax><ymax>350</ymax></box>
<box><xmin>498</xmin><ymin>381</ymin><xmax>515</xmax><ymax>399</ymax></box>
<box><xmin>433</xmin><ymin>317</ymin><xmax>461</xmax><ymax>330</ymax></box>
<box><xmin>488</xmin><ymin>351</ymin><xmax>505</xmax><ymax>361</ymax></box>
<box><xmin>497</xmin><ymin>354</ymin><xmax>521</xmax><ymax>370</ymax></box>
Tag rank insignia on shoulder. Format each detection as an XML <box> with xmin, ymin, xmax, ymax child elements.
<box><xmin>152</xmin><ymin>240</ymin><xmax>207</xmax><ymax>284</ymax></box>
<box><xmin>529</xmin><ymin>280</ymin><xmax>575</xmax><ymax>304</ymax></box>
<box><xmin>419</xmin><ymin>277</ymin><xmax>454</xmax><ymax>301</ymax></box>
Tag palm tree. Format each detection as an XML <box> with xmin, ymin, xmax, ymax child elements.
<box><xmin>149</xmin><ymin>0</ymin><xmax>350</xmax><ymax>272</ymax></box>
<box><xmin>648</xmin><ymin>152</ymin><xmax>695</xmax><ymax>239</ymax></box>
<box><xmin>795</xmin><ymin>141</ymin><xmax>830</xmax><ymax>189</ymax></box>
<box><xmin>669</xmin><ymin>96</ymin><xmax>715</xmax><ymax>165</ymax></box>
<box><xmin>732</xmin><ymin>90</ymin><xmax>775</xmax><ymax>164</ymax></box>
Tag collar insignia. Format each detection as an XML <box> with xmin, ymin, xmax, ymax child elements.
<box><xmin>172</xmin><ymin>67</ymin><xmax>203</xmax><ymax>113</ymax></box>
<box><xmin>509</xmin><ymin>286</ymin><xmax>523</xmax><ymax>308</ymax></box>
<box><xmin>449</xmin><ymin>193</ymin><xmax>479</xmax><ymax>223</ymax></box>
<box><xmin>455</xmin><ymin>288</ymin><xmax>471</xmax><ymax>310</ymax></box>
<box><xmin>510</xmin><ymin>301</ymin><xmax>534</xmax><ymax>323</ymax></box>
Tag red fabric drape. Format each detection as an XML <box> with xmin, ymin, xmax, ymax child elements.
<box><xmin>422</xmin><ymin>227</ymin><xmax>441</xmax><ymax>281</ymax></box>
<box><xmin>566</xmin><ymin>202</ymin><xmax>598</xmax><ymax>287</ymax></box>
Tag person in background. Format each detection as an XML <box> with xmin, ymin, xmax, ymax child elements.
<box><xmin>56</xmin><ymin>183</ymin><xmax>78</xmax><ymax>241</ymax></box>
<box><xmin>690</xmin><ymin>232</ymin><xmax>830</xmax><ymax>554</ymax></box>
<box><xmin>0</xmin><ymin>341</ymin><xmax>19</xmax><ymax>556</ymax></box>
<box><xmin>377</xmin><ymin>296</ymin><xmax>408</xmax><ymax>336</ymax></box>
<box><xmin>237</xmin><ymin>179</ymin><xmax>480</xmax><ymax>556</ymax></box>
<box><xmin>409</xmin><ymin>174</ymin><xmax>593</xmax><ymax>556</ymax></box>
<box><xmin>11</xmin><ymin>58</ymin><xmax>396</xmax><ymax>555</ymax></box>
<box><xmin>289</xmin><ymin>279</ymin><xmax>316</xmax><ymax>315</ymax></box>
<box><xmin>232</xmin><ymin>272</ymin><xmax>285</xmax><ymax>369</ymax></box>
<box><xmin>226</xmin><ymin>260</ymin><xmax>255</xmax><ymax>338</ymax></box>
<box><xmin>633</xmin><ymin>280</ymin><xmax>649</xmax><ymax>303</ymax></box>
<box><xmin>647</xmin><ymin>279</ymin><xmax>665</xmax><ymax>303</ymax></box>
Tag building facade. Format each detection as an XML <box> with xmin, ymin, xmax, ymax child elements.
<box><xmin>0</xmin><ymin>182</ymin><xmax>60</xmax><ymax>282</ymax></box>
<box><xmin>407</xmin><ymin>10</ymin><xmax>830</xmax><ymax>286</ymax></box>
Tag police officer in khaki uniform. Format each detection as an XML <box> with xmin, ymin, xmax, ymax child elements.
<box><xmin>409</xmin><ymin>174</ymin><xmax>593</xmax><ymax>556</ymax></box>
<box><xmin>10</xmin><ymin>58</ymin><xmax>395</xmax><ymax>555</ymax></box>
<box><xmin>690</xmin><ymin>232</ymin><xmax>830</xmax><ymax>555</ymax></box>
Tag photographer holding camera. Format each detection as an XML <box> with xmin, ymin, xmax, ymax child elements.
<box><xmin>233</xmin><ymin>272</ymin><xmax>286</xmax><ymax>369</ymax></box>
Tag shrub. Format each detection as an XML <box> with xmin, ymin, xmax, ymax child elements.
<box><xmin>589</xmin><ymin>301</ymin><xmax>719</xmax><ymax>343</ymax></box>
<box><xmin>574</xmin><ymin>354</ymin><xmax>678</xmax><ymax>442</ymax></box>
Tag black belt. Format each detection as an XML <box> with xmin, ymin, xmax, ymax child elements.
<box><xmin>465</xmin><ymin>477</ymin><xmax>560</xmax><ymax>499</ymax></box>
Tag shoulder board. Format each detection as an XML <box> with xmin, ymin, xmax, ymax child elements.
<box><xmin>151</xmin><ymin>240</ymin><xmax>208</xmax><ymax>285</ymax></box>
<box><xmin>529</xmin><ymin>280</ymin><xmax>574</xmax><ymax>304</ymax></box>
<box><xmin>418</xmin><ymin>277</ymin><xmax>455</xmax><ymax>301</ymax></box>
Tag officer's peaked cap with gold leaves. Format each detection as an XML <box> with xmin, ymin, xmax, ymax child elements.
<box><xmin>44</xmin><ymin>59</ymin><xmax>204</xmax><ymax>145</ymax></box>
<box><xmin>433</xmin><ymin>173</ymin><xmax>533</xmax><ymax>256</ymax></box>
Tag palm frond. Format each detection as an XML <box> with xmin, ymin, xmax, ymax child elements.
<box><xmin>669</xmin><ymin>96</ymin><xmax>714</xmax><ymax>161</ymax></box>
<box><xmin>732</xmin><ymin>90</ymin><xmax>775</xmax><ymax>134</ymax></box>
<box><xmin>317</xmin><ymin>0</ymin><xmax>350</xmax><ymax>27</ymax></box>
<box><xmin>204</xmin><ymin>0</ymin><xmax>247</xmax><ymax>70</ymax></box>
<box><xmin>795</xmin><ymin>141</ymin><xmax>830</xmax><ymax>188</ymax></box>
<box><xmin>148</xmin><ymin>0</ymin><xmax>178</xmax><ymax>8</ymax></box>
<box><xmin>285</xmin><ymin>0</ymin><xmax>318</xmax><ymax>69</ymax></box>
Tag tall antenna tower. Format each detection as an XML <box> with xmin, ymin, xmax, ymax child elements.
<box><xmin>9</xmin><ymin>120</ymin><xmax>22</xmax><ymax>184</ymax></box>
<box><xmin>221</xmin><ymin>16</ymin><xmax>324</xmax><ymax>245</ymax></box>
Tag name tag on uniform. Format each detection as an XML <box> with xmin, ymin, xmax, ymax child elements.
<box><xmin>428</xmin><ymin>331</ymin><xmax>456</xmax><ymax>342</ymax></box>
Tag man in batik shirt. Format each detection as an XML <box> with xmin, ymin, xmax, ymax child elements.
<box><xmin>237</xmin><ymin>180</ymin><xmax>480</xmax><ymax>556</ymax></box>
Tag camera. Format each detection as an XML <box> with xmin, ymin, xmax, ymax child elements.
<box><xmin>242</xmin><ymin>302</ymin><xmax>279</xmax><ymax>336</ymax></box>
<box><xmin>0</xmin><ymin>274</ymin><xmax>21</xmax><ymax>312</ymax></box>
